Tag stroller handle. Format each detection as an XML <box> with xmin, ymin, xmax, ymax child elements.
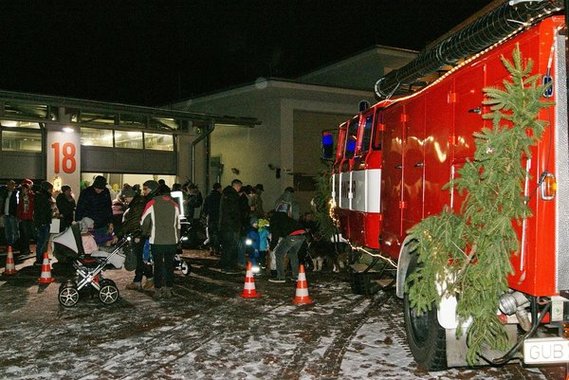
<box><xmin>117</xmin><ymin>234</ymin><xmax>136</xmax><ymax>247</ymax></box>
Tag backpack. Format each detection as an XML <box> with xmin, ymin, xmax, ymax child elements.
<box><xmin>275</xmin><ymin>200</ymin><xmax>293</xmax><ymax>218</ymax></box>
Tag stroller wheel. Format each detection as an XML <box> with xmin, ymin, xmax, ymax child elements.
<box><xmin>59</xmin><ymin>284</ymin><xmax>80</xmax><ymax>307</ymax></box>
<box><xmin>99</xmin><ymin>280</ymin><xmax>120</xmax><ymax>305</ymax></box>
<box><xmin>180</xmin><ymin>260</ymin><xmax>191</xmax><ymax>276</ymax></box>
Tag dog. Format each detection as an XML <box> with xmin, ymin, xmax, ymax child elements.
<box><xmin>306</xmin><ymin>233</ymin><xmax>350</xmax><ymax>272</ymax></box>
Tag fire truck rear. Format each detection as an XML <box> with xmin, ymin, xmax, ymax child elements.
<box><xmin>327</xmin><ymin>0</ymin><xmax>569</xmax><ymax>369</ymax></box>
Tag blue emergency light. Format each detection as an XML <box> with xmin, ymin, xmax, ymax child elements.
<box><xmin>321</xmin><ymin>132</ymin><xmax>334</xmax><ymax>160</ymax></box>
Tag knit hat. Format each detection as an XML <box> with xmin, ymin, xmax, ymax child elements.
<box><xmin>143</xmin><ymin>180</ymin><xmax>159</xmax><ymax>193</ymax></box>
<box><xmin>122</xmin><ymin>188</ymin><xmax>135</xmax><ymax>198</ymax></box>
<box><xmin>258</xmin><ymin>218</ymin><xmax>270</xmax><ymax>229</ymax></box>
<box><xmin>93</xmin><ymin>175</ymin><xmax>107</xmax><ymax>189</ymax></box>
<box><xmin>79</xmin><ymin>217</ymin><xmax>94</xmax><ymax>233</ymax></box>
<box><xmin>40</xmin><ymin>181</ymin><xmax>53</xmax><ymax>192</ymax></box>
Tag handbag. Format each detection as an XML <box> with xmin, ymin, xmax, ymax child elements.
<box><xmin>50</xmin><ymin>218</ymin><xmax>61</xmax><ymax>234</ymax></box>
<box><xmin>124</xmin><ymin>245</ymin><xmax>137</xmax><ymax>271</ymax></box>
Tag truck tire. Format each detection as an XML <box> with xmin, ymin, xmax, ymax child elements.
<box><xmin>403</xmin><ymin>255</ymin><xmax>447</xmax><ymax>371</ymax></box>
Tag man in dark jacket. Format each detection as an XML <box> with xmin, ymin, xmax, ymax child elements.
<box><xmin>268</xmin><ymin>211</ymin><xmax>307</xmax><ymax>283</ymax></box>
<box><xmin>250</xmin><ymin>183</ymin><xmax>265</xmax><ymax>218</ymax></box>
<box><xmin>237</xmin><ymin>185</ymin><xmax>252</xmax><ymax>267</ymax></box>
<box><xmin>0</xmin><ymin>179</ymin><xmax>19</xmax><ymax>250</ymax></box>
<box><xmin>185</xmin><ymin>183</ymin><xmax>203</xmax><ymax>222</ymax></box>
<box><xmin>56</xmin><ymin>185</ymin><xmax>76</xmax><ymax>232</ymax></box>
<box><xmin>202</xmin><ymin>182</ymin><xmax>222</xmax><ymax>255</ymax></box>
<box><xmin>75</xmin><ymin>175</ymin><xmax>113</xmax><ymax>238</ymax></box>
<box><xmin>33</xmin><ymin>181</ymin><xmax>54</xmax><ymax>264</ymax></box>
<box><xmin>218</xmin><ymin>179</ymin><xmax>242</xmax><ymax>274</ymax></box>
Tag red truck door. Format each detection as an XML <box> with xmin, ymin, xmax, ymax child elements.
<box><xmin>423</xmin><ymin>81</ymin><xmax>453</xmax><ymax>217</ymax></box>
<box><xmin>402</xmin><ymin>97</ymin><xmax>426</xmax><ymax>233</ymax></box>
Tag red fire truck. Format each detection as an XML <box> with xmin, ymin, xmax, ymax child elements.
<box><xmin>328</xmin><ymin>0</ymin><xmax>568</xmax><ymax>370</ymax></box>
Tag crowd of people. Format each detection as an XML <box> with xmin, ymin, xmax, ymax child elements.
<box><xmin>1</xmin><ymin>175</ymin><xmax>315</xmax><ymax>300</ymax></box>
<box><xmin>1</xmin><ymin>179</ymin><xmax>60</xmax><ymax>265</ymax></box>
<box><xmin>206</xmin><ymin>180</ymin><xmax>310</xmax><ymax>284</ymax></box>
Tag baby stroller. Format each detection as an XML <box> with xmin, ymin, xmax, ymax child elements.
<box><xmin>178</xmin><ymin>217</ymin><xmax>206</xmax><ymax>250</ymax></box>
<box><xmin>174</xmin><ymin>251</ymin><xmax>191</xmax><ymax>276</ymax></box>
<box><xmin>52</xmin><ymin>223</ymin><xmax>130</xmax><ymax>307</ymax></box>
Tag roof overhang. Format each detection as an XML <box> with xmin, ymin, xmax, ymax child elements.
<box><xmin>0</xmin><ymin>90</ymin><xmax>260</xmax><ymax>133</ymax></box>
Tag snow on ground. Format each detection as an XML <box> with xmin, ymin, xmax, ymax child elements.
<box><xmin>0</xmin><ymin>251</ymin><xmax>561</xmax><ymax>379</ymax></box>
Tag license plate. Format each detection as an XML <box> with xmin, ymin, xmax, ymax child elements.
<box><xmin>524</xmin><ymin>337</ymin><xmax>569</xmax><ymax>364</ymax></box>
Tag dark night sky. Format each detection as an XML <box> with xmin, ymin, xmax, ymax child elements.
<box><xmin>0</xmin><ymin>1</ymin><xmax>494</xmax><ymax>107</ymax></box>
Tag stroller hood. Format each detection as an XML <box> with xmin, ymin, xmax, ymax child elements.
<box><xmin>52</xmin><ymin>224</ymin><xmax>82</xmax><ymax>254</ymax></box>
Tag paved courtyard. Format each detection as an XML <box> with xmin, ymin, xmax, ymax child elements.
<box><xmin>0</xmin><ymin>248</ymin><xmax>565</xmax><ymax>379</ymax></box>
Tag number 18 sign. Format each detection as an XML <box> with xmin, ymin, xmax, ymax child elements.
<box><xmin>46</xmin><ymin>130</ymin><xmax>81</xmax><ymax>194</ymax></box>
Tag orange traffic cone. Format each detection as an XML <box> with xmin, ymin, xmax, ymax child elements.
<box><xmin>38</xmin><ymin>251</ymin><xmax>55</xmax><ymax>284</ymax></box>
<box><xmin>293</xmin><ymin>264</ymin><xmax>313</xmax><ymax>305</ymax></box>
<box><xmin>241</xmin><ymin>261</ymin><xmax>261</xmax><ymax>298</ymax></box>
<box><xmin>3</xmin><ymin>245</ymin><xmax>17</xmax><ymax>276</ymax></box>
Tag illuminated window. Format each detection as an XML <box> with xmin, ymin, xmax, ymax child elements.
<box><xmin>145</xmin><ymin>132</ymin><xmax>174</xmax><ymax>151</ymax></box>
<box><xmin>344</xmin><ymin>117</ymin><xmax>358</xmax><ymax>159</ymax></box>
<box><xmin>0</xmin><ymin>120</ymin><xmax>41</xmax><ymax>129</ymax></box>
<box><xmin>1</xmin><ymin>130</ymin><xmax>42</xmax><ymax>152</ymax></box>
<box><xmin>80</xmin><ymin>127</ymin><xmax>113</xmax><ymax>147</ymax></box>
<box><xmin>115</xmin><ymin>130</ymin><xmax>143</xmax><ymax>149</ymax></box>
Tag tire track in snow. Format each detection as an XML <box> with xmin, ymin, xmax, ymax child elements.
<box><xmin>315</xmin><ymin>291</ymin><xmax>393</xmax><ymax>378</ymax></box>
<box><xmin>278</xmin><ymin>291</ymin><xmax>391</xmax><ymax>378</ymax></box>
<box><xmin>76</xmin><ymin>301</ymin><xmax>240</xmax><ymax>379</ymax></box>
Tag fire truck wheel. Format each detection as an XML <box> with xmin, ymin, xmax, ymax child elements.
<box><xmin>403</xmin><ymin>255</ymin><xmax>447</xmax><ymax>371</ymax></box>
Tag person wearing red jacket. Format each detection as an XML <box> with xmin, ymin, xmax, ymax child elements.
<box><xmin>17</xmin><ymin>181</ymin><xmax>35</xmax><ymax>257</ymax></box>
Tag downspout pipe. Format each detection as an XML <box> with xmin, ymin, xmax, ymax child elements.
<box><xmin>375</xmin><ymin>0</ymin><xmax>564</xmax><ymax>99</ymax></box>
<box><xmin>564</xmin><ymin>0</ymin><xmax>569</xmax><ymax>162</ymax></box>
<box><xmin>190</xmin><ymin>122</ymin><xmax>215</xmax><ymax>189</ymax></box>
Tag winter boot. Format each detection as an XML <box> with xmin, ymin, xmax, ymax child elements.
<box><xmin>153</xmin><ymin>288</ymin><xmax>163</xmax><ymax>300</ymax></box>
<box><xmin>126</xmin><ymin>282</ymin><xmax>142</xmax><ymax>290</ymax></box>
<box><xmin>143</xmin><ymin>278</ymin><xmax>154</xmax><ymax>290</ymax></box>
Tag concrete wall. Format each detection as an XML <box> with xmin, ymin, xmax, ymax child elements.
<box><xmin>292</xmin><ymin>110</ymin><xmax>353</xmax><ymax>212</ymax></box>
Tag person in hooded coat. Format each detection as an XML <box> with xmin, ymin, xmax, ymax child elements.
<box><xmin>75</xmin><ymin>175</ymin><xmax>113</xmax><ymax>238</ymax></box>
<box><xmin>218</xmin><ymin>179</ymin><xmax>243</xmax><ymax>274</ymax></box>
<box><xmin>33</xmin><ymin>181</ymin><xmax>54</xmax><ymax>264</ymax></box>
<box><xmin>202</xmin><ymin>182</ymin><xmax>222</xmax><ymax>255</ymax></box>
<box><xmin>121</xmin><ymin>186</ymin><xmax>154</xmax><ymax>290</ymax></box>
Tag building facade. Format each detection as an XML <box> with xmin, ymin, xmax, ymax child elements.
<box><xmin>172</xmin><ymin>46</ymin><xmax>417</xmax><ymax>213</ymax></box>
